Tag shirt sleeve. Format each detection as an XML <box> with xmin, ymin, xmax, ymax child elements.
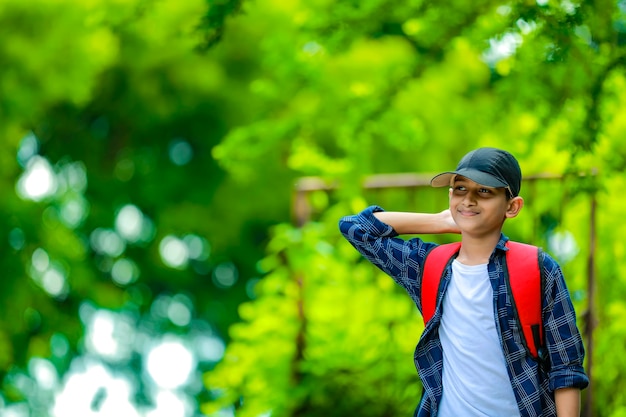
<box><xmin>338</xmin><ymin>205</ymin><xmax>436</xmax><ymax>311</ymax></box>
<box><xmin>541</xmin><ymin>251</ymin><xmax>590</xmax><ymax>391</ymax></box>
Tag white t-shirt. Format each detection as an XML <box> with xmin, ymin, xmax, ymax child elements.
<box><xmin>437</xmin><ymin>260</ymin><xmax>520</xmax><ymax>417</ymax></box>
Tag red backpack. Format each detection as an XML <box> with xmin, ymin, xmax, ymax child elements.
<box><xmin>421</xmin><ymin>241</ymin><xmax>548</xmax><ymax>364</ymax></box>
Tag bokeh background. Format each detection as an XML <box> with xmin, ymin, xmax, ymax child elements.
<box><xmin>1</xmin><ymin>0</ymin><xmax>624</xmax><ymax>415</ymax></box>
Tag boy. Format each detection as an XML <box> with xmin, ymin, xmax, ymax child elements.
<box><xmin>339</xmin><ymin>148</ymin><xmax>589</xmax><ymax>417</ymax></box>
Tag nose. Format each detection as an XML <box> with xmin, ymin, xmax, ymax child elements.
<box><xmin>462</xmin><ymin>191</ymin><xmax>477</xmax><ymax>205</ymax></box>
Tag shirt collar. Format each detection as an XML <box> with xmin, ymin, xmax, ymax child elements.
<box><xmin>495</xmin><ymin>233</ymin><xmax>510</xmax><ymax>252</ymax></box>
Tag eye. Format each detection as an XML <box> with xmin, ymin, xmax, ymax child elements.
<box><xmin>478</xmin><ymin>188</ymin><xmax>491</xmax><ymax>194</ymax></box>
<box><xmin>454</xmin><ymin>185</ymin><xmax>466</xmax><ymax>191</ymax></box>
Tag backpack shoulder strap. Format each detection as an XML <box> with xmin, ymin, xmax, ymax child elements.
<box><xmin>505</xmin><ymin>241</ymin><xmax>545</xmax><ymax>361</ymax></box>
<box><xmin>421</xmin><ymin>242</ymin><xmax>461</xmax><ymax>325</ymax></box>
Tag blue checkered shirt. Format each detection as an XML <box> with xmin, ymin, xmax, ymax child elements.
<box><xmin>339</xmin><ymin>206</ymin><xmax>589</xmax><ymax>417</ymax></box>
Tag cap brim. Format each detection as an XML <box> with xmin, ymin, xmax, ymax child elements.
<box><xmin>430</xmin><ymin>168</ymin><xmax>508</xmax><ymax>189</ymax></box>
<box><xmin>430</xmin><ymin>172</ymin><xmax>456</xmax><ymax>187</ymax></box>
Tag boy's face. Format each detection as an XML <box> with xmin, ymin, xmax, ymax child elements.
<box><xmin>449</xmin><ymin>176</ymin><xmax>522</xmax><ymax>237</ymax></box>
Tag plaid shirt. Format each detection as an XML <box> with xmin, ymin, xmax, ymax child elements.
<box><xmin>339</xmin><ymin>206</ymin><xmax>589</xmax><ymax>417</ymax></box>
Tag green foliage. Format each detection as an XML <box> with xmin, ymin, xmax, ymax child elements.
<box><xmin>204</xmin><ymin>0</ymin><xmax>626</xmax><ymax>416</ymax></box>
<box><xmin>0</xmin><ymin>0</ymin><xmax>264</xmax><ymax>414</ymax></box>
<box><xmin>2</xmin><ymin>0</ymin><xmax>626</xmax><ymax>416</ymax></box>
<box><xmin>205</xmin><ymin>217</ymin><xmax>422</xmax><ymax>416</ymax></box>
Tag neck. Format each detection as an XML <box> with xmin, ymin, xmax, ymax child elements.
<box><xmin>457</xmin><ymin>233</ymin><xmax>500</xmax><ymax>265</ymax></box>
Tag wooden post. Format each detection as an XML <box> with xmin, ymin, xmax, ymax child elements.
<box><xmin>583</xmin><ymin>190</ymin><xmax>597</xmax><ymax>417</ymax></box>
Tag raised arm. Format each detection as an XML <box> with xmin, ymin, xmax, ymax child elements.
<box><xmin>338</xmin><ymin>206</ymin><xmax>459</xmax><ymax>309</ymax></box>
<box><xmin>373</xmin><ymin>209</ymin><xmax>460</xmax><ymax>235</ymax></box>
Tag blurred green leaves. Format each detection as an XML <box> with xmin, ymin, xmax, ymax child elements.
<box><xmin>205</xmin><ymin>220</ymin><xmax>421</xmax><ymax>417</ymax></box>
<box><xmin>201</xmin><ymin>0</ymin><xmax>626</xmax><ymax>416</ymax></box>
<box><xmin>2</xmin><ymin>0</ymin><xmax>626</xmax><ymax>416</ymax></box>
<box><xmin>0</xmin><ymin>0</ymin><xmax>118</xmax><ymax>122</ymax></box>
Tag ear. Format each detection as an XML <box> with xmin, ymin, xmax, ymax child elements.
<box><xmin>505</xmin><ymin>196</ymin><xmax>524</xmax><ymax>218</ymax></box>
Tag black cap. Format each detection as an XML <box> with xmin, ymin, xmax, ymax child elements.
<box><xmin>430</xmin><ymin>147</ymin><xmax>522</xmax><ymax>197</ymax></box>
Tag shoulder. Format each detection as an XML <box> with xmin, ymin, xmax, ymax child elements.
<box><xmin>502</xmin><ymin>239</ymin><xmax>564</xmax><ymax>282</ymax></box>
<box><xmin>538</xmin><ymin>249</ymin><xmax>562</xmax><ymax>276</ymax></box>
<box><xmin>514</xmin><ymin>242</ymin><xmax>564</xmax><ymax>277</ymax></box>
<box><xmin>537</xmin><ymin>250</ymin><xmax>573</xmax><ymax>303</ymax></box>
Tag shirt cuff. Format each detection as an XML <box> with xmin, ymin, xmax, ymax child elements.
<box><xmin>356</xmin><ymin>205</ymin><xmax>399</xmax><ymax>237</ymax></box>
<box><xmin>549</xmin><ymin>365</ymin><xmax>590</xmax><ymax>391</ymax></box>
